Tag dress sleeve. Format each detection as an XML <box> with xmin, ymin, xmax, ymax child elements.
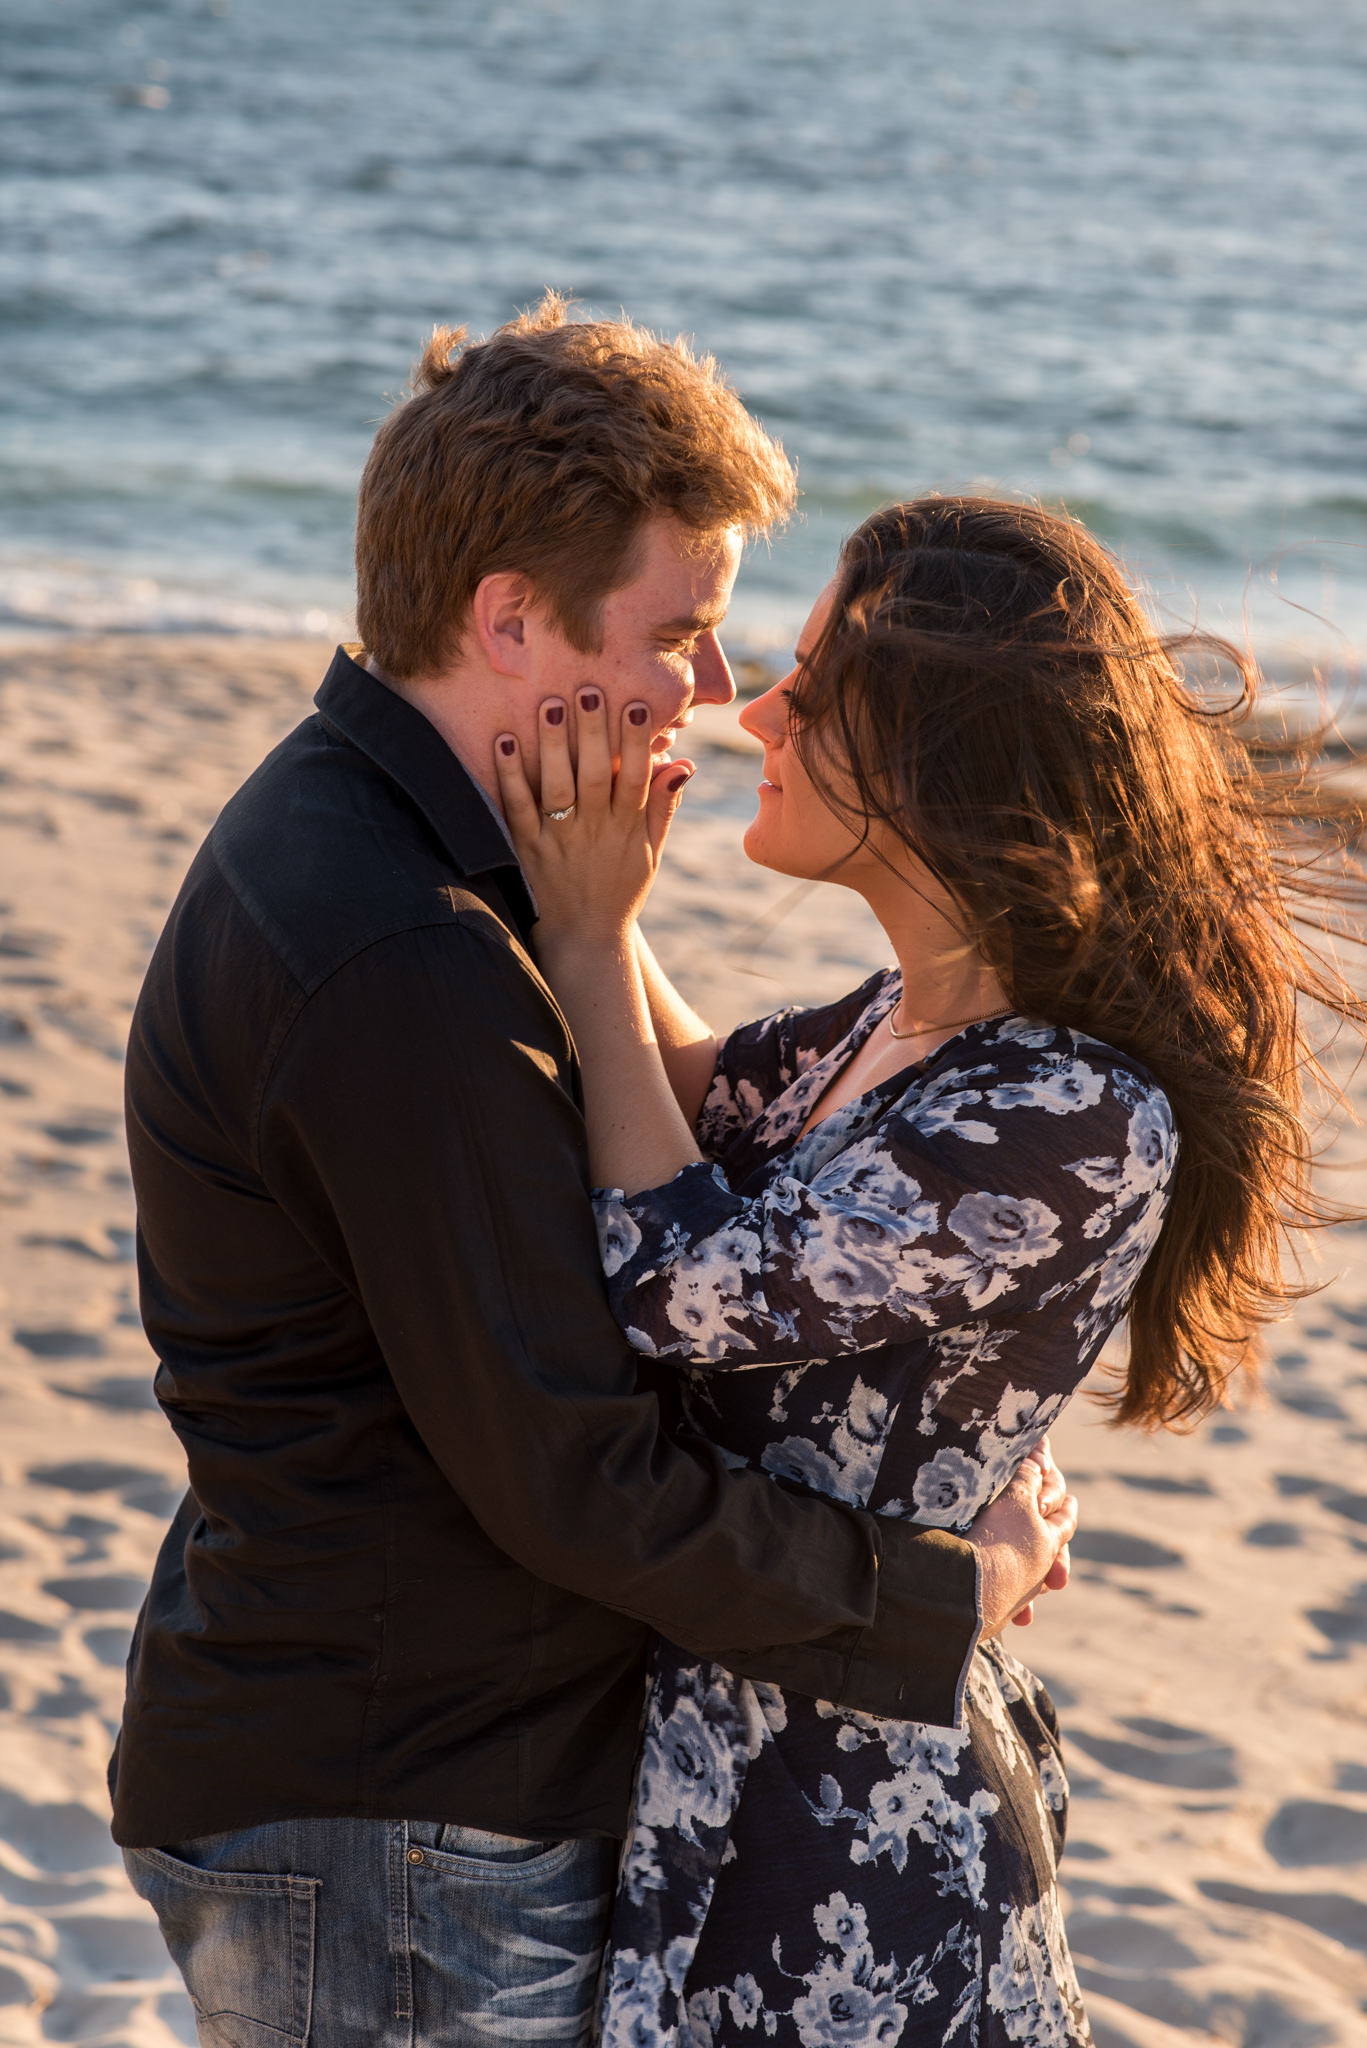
<box><xmin>596</xmin><ymin>1030</ymin><xmax>1176</xmax><ymax>1366</ymax></box>
<box><xmin>696</xmin><ymin>969</ymin><xmax>894</xmax><ymax>1159</ymax></box>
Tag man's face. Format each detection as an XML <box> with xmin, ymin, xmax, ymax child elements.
<box><xmin>529</xmin><ymin>515</ymin><xmax>742</xmax><ymax>771</ymax></box>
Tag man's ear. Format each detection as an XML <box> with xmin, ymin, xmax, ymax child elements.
<box><xmin>469</xmin><ymin>571</ymin><xmax>539</xmax><ymax>678</ymax></box>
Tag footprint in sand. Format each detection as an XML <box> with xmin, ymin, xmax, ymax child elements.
<box><xmin>1068</xmin><ymin>1715</ymin><xmax>1240</xmax><ymax>1791</ymax></box>
<box><xmin>1305</xmin><ymin>1581</ymin><xmax>1367</xmax><ymax>1648</ymax></box>
<box><xmin>26</xmin><ymin>1460</ymin><xmax>182</xmax><ymax>1518</ymax></box>
<box><xmin>1114</xmin><ymin>1473</ymin><xmax>1214</xmax><ymax>1497</ymax></box>
<box><xmin>29</xmin><ymin>1514</ymin><xmax>119</xmax><ymax>1564</ymax></box>
<box><xmin>1276</xmin><ymin>1472</ymin><xmax>1326</xmax><ymax>1498</ymax></box>
<box><xmin>0</xmin><ymin>1612</ymin><xmax>60</xmax><ymax>1645</ymax></box>
<box><xmin>12</xmin><ymin>1327</ymin><xmax>106</xmax><ymax>1360</ymax></box>
<box><xmin>54</xmin><ymin>1375</ymin><xmax>158</xmax><ymax>1412</ymax></box>
<box><xmin>53</xmin><ymin>1913</ymin><xmax>170</xmax><ymax>1982</ymax></box>
<box><xmin>1065</xmin><ymin>1918</ymin><xmax>1208</xmax><ymax>2035</ymax></box>
<box><xmin>1265</xmin><ymin>1799</ymin><xmax>1367</xmax><ymax>1867</ymax></box>
<box><xmin>1063</xmin><ymin>1878</ymin><xmax>1175</xmax><ymax>1909</ymax></box>
<box><xmin>21</xmin><ymin>1226</ymin><xmax>135</xmax><ymax>1262</ymax></box>
<box><xmin>83</xmin><ymin>1625</ymin><xmax>133</xmax><ymax>1668</ymax></box>
<box><xmin>1322</xmin><ymin>1491</ymin><xmax>1367</xmax><ymax>1527</ymax></box>
<box><xmin>1068</xmin><ymin>1529</ymin><xmax>1184</xmax><ymax>1569</ymax></box>
<box><xmin>0</xmin><ymin>928</ymin><xmax>62</xmax><ymax>962</ymax></box>
<box><xmin>1275</xmin><ymin>1387</ymin><xmax>1350</xmax><ymax>1420</ymax></box>
<box><xmin>0</xmin><ymin>1791</ymin><xmax>120</xmax><ymax>1874</ymax></box>
<box><xmin>31</xmin><ymin>1675</ymin><xmax>101</xmax><ymax>1719</ymax></box>
<box><xmin>1196</xmin><ymin>1879</ymin><xmax>1367</xmax><ymax>1954</ymax></box>
<box><xmin>1243</xmin><ymin>1520</ymin><xmax>1304</xmax><ymax>1547</ymax></box>
<box><xmin>1065</xmin><ymin>1914</ymin><xmax>1200</xmax><ymax>1972</ymax></box>
<box><xmin>40</xmin><ymin>1574</ymin><xmax>148</xmax><ymax>1613</ymax></box>
<box><xmin>1335</xmin><ymin>1762</ymin><xmax>1367</xmax><ymax>1792</ymax></box>
<box><xmin>13</xmin><ymin>1150</ymin><xmax>85</xmax><ymax>1184</ymax></box>
<box><xmin>0</xmin><ymin>1965</ymin><xmax>32</xmax><ymax>2010</ymax></box>
<box><xmin>39</xmin><ymin>1120</ymin><xmax>116</xmax><ymax>1149</ymax></box>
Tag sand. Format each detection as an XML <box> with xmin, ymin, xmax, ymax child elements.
<box><xmin>0</xmin><ymin>636</ymin><xmax>1364</xmax><ymax>2048</ymax></box>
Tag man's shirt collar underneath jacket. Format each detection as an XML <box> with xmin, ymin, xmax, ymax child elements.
<box><xmin>314</xmin><ymin>645</ymin><xmax>536</xmax><ymax>937</ymax></box>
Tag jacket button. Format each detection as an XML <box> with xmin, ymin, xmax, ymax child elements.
<box><xmin>406</xmin><ymin>1848</ymin><xmax>424</xmax><ymax>1865</ymax></box>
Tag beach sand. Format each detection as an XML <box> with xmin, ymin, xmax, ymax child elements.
<box><xmin>0</xmin><ymin>637</ymin><xmax>1364</xmax><ymax>2048</ymax></box>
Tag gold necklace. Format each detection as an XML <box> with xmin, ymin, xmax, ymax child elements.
<box><xmin>886</xmin><ymin>1001</ymin><xmax>1012</xmax><ymax>1042</ymax></box>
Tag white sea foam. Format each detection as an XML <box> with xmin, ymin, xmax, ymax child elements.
<box><xmin>0</xmin><ymin>562</ymin><xmax>349</xmax><ymax>640</ymax></box>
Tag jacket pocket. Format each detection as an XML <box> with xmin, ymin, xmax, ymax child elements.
<box><xmin>124</xmin><ymin>1845</ymin><xmax>318</xmax><ymax>2048</ymax></box>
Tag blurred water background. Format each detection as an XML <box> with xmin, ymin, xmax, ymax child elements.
<box><xmin>3</xmin><ymin>0</ymin><xmax>1366</xmax><ymax>691</ymax></box>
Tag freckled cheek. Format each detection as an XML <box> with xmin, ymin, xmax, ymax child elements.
<box><xmin>633</xmin><ymin>659</ymin><xmax>686</xmax><ymax>718</ymax></box>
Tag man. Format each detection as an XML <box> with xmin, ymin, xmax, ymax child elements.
<box><xmin>115</xmin><ymin>295</ymin><xmax>1076</xmax><ymax>2046</ymax></box>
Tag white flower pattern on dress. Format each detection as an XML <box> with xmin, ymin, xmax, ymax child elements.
<box><xmin>594</xmin><ymin>972</ymin><xmax>1175</xmax><ymax>2047</ymax></box>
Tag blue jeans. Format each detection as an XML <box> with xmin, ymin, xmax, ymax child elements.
<box><xmin>124</xmin><ymin>1817</ymin><xmax>619</xmax><ymax>2047</ymax></box>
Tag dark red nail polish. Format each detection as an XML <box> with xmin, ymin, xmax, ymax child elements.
<box><xmin>579</xmin><ymin>690</ymin><xmax>601</xmax><ymax>713</ymax></box>
<box><xmin>668</xmin><ymin>769</ymin><xmax>693</xmax><ymax>793</ymax></box>
<box><xmin>498</xmin><ymin>738</ymin><xmax>516</xmax><ymax>757</ymax></box>
<box><xmin>628</xmin><ymin>705</ymin><xmax>648</xmax><ymax>726</ymax></box>
<box><xmin>545</xmin><ymin>704</ymin><xmax>565</xmax><ymax>726</ymax></box>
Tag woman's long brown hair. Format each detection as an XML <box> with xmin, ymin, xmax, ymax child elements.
<box><xmin>792</xmin><ymin>496</ymin><xmax>1367</xmax><ymax>1427</ymax></box>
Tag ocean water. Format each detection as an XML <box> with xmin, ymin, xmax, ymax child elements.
<box><xmin>3</xmin><ymin>0</ymin><xmax>1366</xmax><ymax>671</ymax></box>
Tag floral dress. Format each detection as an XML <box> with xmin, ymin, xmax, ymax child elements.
<box><xmin>590</xmin><ymin>969</ymin><xmax>1177</xmax><ymax>2048</ymax></box>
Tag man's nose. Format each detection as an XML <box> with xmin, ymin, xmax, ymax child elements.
<box><xmin>691</xmin><ymin>630</ymin><xmax>736</xmax><ymax>706</ymax></box>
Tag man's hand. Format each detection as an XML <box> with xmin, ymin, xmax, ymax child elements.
<box><xmin>966</xmin><ymin>1437</ymin><xmax>1077</xmax><ymax>1638</ymax></box>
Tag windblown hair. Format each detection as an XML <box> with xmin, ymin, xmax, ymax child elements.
<box><xmin>355</xmin><ymin>291</ymin><xmax>795</xmax><ymax>680</ymax></box>
<box><xmin>793</xmin><ymin>496</ymin><xmax>1366</xmax><ymax>1427</ymax></box>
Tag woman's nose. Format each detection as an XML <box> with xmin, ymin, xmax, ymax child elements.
<box><xmin>738</xmin><ymin>676</ymin><xmax>791</xmax><ymax>742</ymax></box>
<box><xmin>691</xmin><ymin>630</ymin><xmax>736</xmax><ymax>706</ymax></box>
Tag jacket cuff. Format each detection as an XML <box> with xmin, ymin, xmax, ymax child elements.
<box><xmin>717</xmin><ymin>1519</ymin><xmax>981</xmax><ymax>1728</ymax></box>
<box><xmin>838</xmin><ymin>1520</ymin><xmax>981</xmax><ymax>1727</ymax></box>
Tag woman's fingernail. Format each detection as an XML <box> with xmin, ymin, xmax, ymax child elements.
<box><xmin>497</xmin><ymin>737</ymin><xmax>516</xmax><ymax>757</ymax></box>
<box><xmin>579</xmin><ymin>689</ymin><xmax>601</xmax><ymax>713</ymax></box>
<box><xmin>545</xmin><ymin>703</ymin><xmax>566</xmax><ymax>727</ymax></box>
<box><xmin>668</xmin><ymin>768</ymin><xmax>693</xmax><ymax>793</ymax></box>
<box><xmin>627</xmin><ymin>705</ymin><xmax>649</xmax><ymax>727</ymax></box>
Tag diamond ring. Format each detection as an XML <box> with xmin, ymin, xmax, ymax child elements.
<box><xmin>541</xmin><ymin>804</ymin><xmax>576</xmax><ymax>823</ymax></box>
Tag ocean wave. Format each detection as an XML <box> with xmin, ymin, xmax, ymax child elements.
<box><xmin>0</xmin><ymin>562</ymin><xmax>348</xmax><ymax>639</ymax></box>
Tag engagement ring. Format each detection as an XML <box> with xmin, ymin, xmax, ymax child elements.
<box><xmin>542</xmin><ymin>804</ymin><xmax>576</xmax><ymax>822</ymax></box>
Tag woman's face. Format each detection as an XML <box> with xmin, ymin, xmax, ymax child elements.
<box><xmin>738</xmin><ymin>580</ymin><xmax>874</xmax><ymax>882</ymax></box>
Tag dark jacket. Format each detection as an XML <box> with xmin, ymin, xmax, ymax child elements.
<box><xmin>110</xmin><ymin>648</ymin><xmax>979</xmax><ymax>1847</ymax></box>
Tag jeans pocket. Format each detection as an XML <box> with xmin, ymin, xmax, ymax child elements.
<box><xmin>124</xmin><ymin>1845</ymin><xmax>319</xmax><ymax>2048</ymax></box>
<box><xmin>405</xmin><ymin>1821</ymin><xmax>574</xmax><ymax>1878</ymax></box>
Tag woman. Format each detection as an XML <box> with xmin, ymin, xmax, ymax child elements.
<box><xmin>493</xmin><ymin>497</ymin><xmax>1359</xmax><ymax>2047</ymax></box>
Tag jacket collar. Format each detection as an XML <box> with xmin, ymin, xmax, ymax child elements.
<box><xmin>314</xmin><ymin>646</ymin><xmax>536</xmax><ymax>935</ymax></box>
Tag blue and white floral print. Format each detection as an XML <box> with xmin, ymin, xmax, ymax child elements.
<box><xmin>593</xmin><ymin>970</ymin><xmax>1175</xmax><ymax>2047</ymax></box>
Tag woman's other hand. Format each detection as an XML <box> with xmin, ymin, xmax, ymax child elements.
<box><xmin>494</xmin><ymin>689</ymin><xmax>693</xmax><ymax>948</ymax></box>
<box><xmin>968</xmin><ymin>1436</ymin><xmax>1077</xmax><ymax>1637</ymax></box>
